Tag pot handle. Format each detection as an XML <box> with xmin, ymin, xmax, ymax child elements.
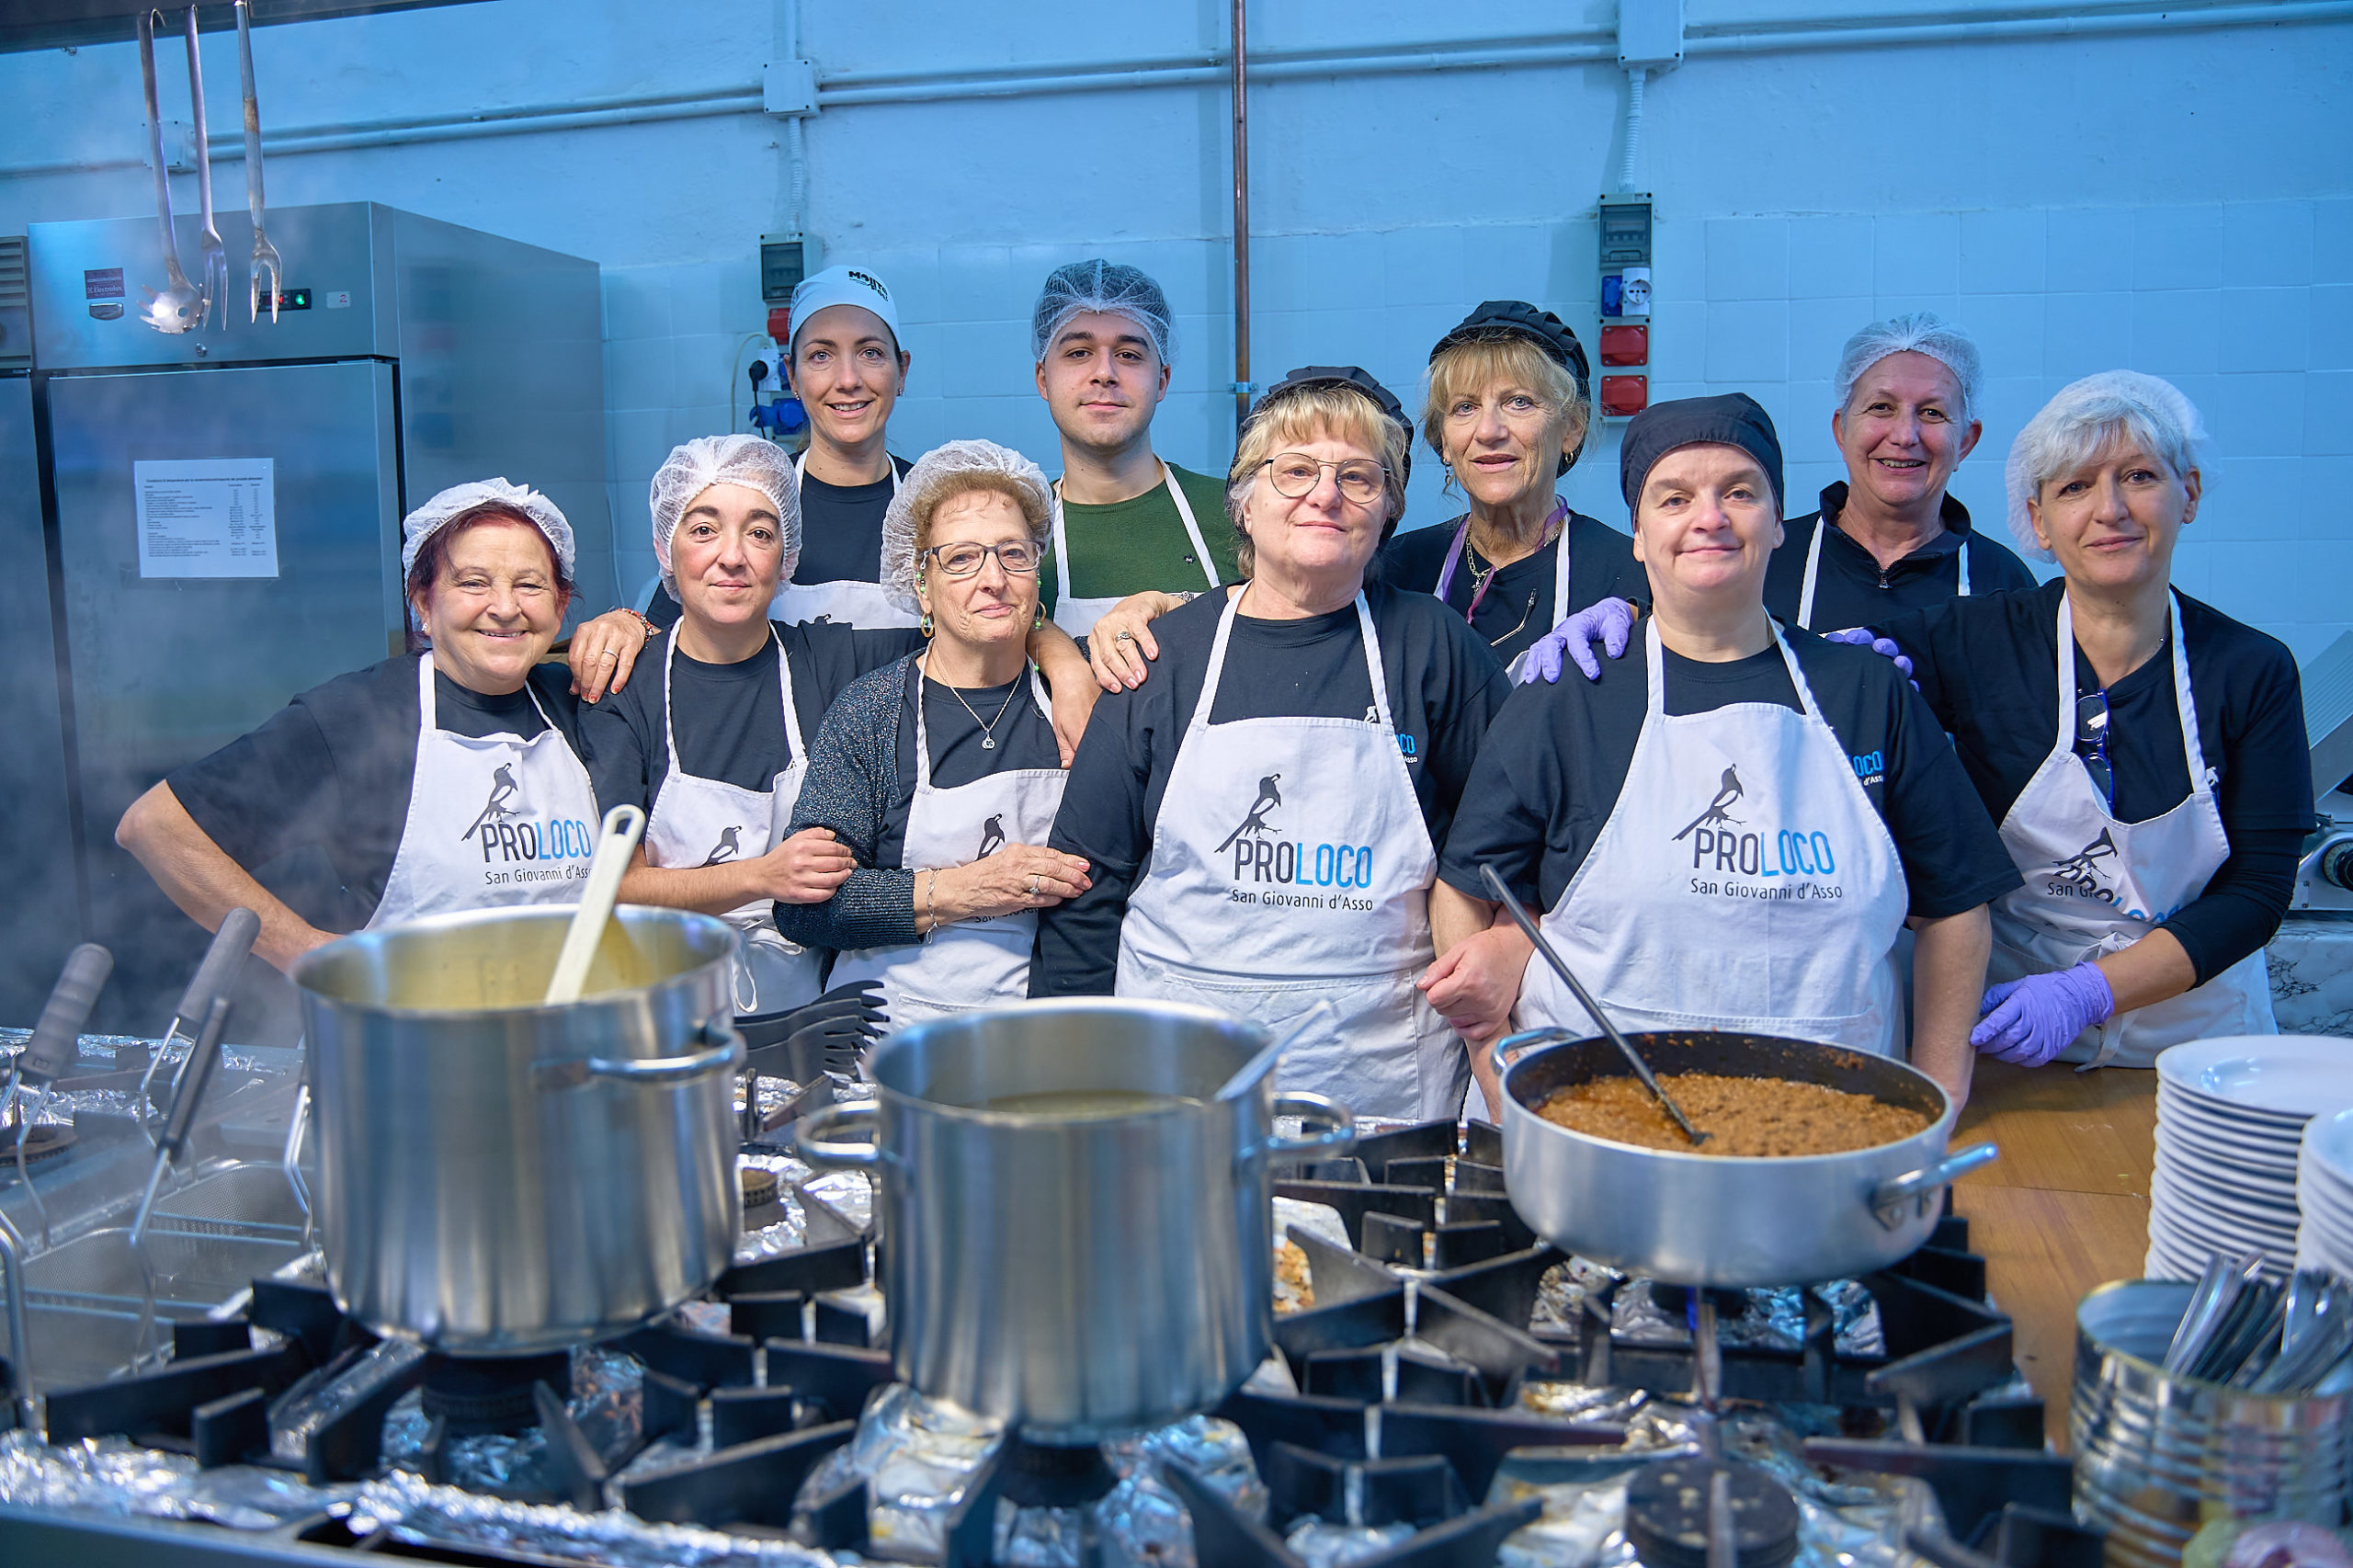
<box><xmin>791</xmin><ymin>1101</ymin><xmax>881</xmax><ymax>1170</ymax></box>
<box><xmin>536</xmin><ymin>1020</ymin><xmax>745</xmax><ymax>1089</ymax></box>
<box><xmin>1266</xmin><ymin>1091</ymin><xmax>1357</xmax><ymax>1161</ymax></box>
<box><xmin>1869</xmin><ymin>1142</ymin><xmax>1999</xmax><ymax>1231</ymax></box>
<box><xmin>1489</xmin><ymin>1026</ymin><xmax>1579</xmax><ymax>1086</ymax></box>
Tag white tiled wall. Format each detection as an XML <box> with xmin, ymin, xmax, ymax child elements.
<box><xmin>602</xmin><ymin>198</ymin><xmax>2353</xmax><ymax>662</ymax></box>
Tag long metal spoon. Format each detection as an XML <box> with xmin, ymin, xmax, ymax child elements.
<box><xmin>544</xmin><ymin>805</ymin><xmax>646</xmax><ymax>1005</ymax></box>
<box><xmin>1480</xmin><ymin>861</ymin><xmax>1707</xmax><ymax>1145</ymax></box>
<box><xmin>135</xmin><ymin>9</ymin><xmax>202</xmax><ymax>335</ymax></box>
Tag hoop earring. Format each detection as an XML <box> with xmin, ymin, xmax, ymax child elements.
<box><xmin>1033</xmin><ymin>606</ymin><xmax>1044</xmax><ymax>631</ymax></box>
<box><xmin>920</xmin><ymin>610</ymin><xmax>934</xmax><ymax>637</ymax></box>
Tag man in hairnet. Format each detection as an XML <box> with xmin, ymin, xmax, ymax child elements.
<box><xmin>1764</xmin><ymin>312</ymin><xmax>2037</xmax><ymax>631</ymax></box>
<box><xmin>1030</xmin><ymin>260</ymin><xmax>1242</xmax><ymax>689</ymax></box>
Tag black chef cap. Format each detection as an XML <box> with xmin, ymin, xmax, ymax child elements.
<box><xmin>1619</xmin><ymin>393</ymin><xmax>1785</xmax><ymax>516</ymax></box>
<box><xmin>1251</xmin><ymin>365</ymin><xmax>1413</xmax><ymax>487</ymax></box>
<box><xmin>1429</xmin><ymin>300</ymin><xmax>1592</xmax><ymax>398</ymax></box>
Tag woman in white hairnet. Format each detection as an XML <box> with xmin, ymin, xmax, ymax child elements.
<box><xmin>118</xmin><ymin>482</ymin><xmax>601</xmax><ymax>970</ymax></box>
<box><xmin>775</xmin><ymin>441</ymin><xmax>1094</xmax><ymax>1029</ymax></box>
<box><xmin>1864</xmin><ymin>372</ymin><xmax>2314</xmax><ymax>1070</ymax></box>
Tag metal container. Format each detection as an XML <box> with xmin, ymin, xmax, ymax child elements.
<box><xmin>1492</xmin><ymin>1028</ymin><xmax>1996</xmax><ymax>1287</ymax></box>
<box><xmin>293</xmin><ymin>904</ymin><xmax>744</xmax><ymax>1356</ymax></box>
<box><xmin>2072</xmin><ymin>1279</ymin><xmax>2350</xmax><ymax>1567</ymax></box>
<box><xmin>793</xmin><ymin>998</ymin><xmax>1355</xmax><ymax>1442</ymax></box>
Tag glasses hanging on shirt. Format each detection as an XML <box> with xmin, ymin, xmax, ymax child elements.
<box><xmin>2075</xmin><ymin>686</ymin><xmax>2114</xmax><ymax>810</ymax></box>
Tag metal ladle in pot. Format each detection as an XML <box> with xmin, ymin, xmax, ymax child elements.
<box><xmin>1479</xmin><ymin>862</ymin><xmax>1707</xmax><ymax>1146</ymax></box>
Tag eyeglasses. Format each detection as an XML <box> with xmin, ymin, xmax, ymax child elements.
<box><xmin>921</xmin><ymin>540</ymin><xmax>1042</xmax><ymax>579</ymax></box>
<box><xmin>2075</xmin><ymin>687</ymin><xmax>2113</xmax><ymax>809</ymax></box>
<box><xmin>1261</xmin><ymin>453</ymin><xmax>1389</xmax><ymax>506</ymax></box>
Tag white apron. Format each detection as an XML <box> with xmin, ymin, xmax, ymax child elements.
<box><xmin>1794</xmin><ymin>517</ymin><xmax>1971</xmax><ymax>630</ymax></box>
<box><xmin>829</xmin><ymin>663</ymin><xmax>1069</xmax><ymax>1031</ymax></box>
<box><xmin>1986</xmin><ymin>593</ymin><xmax>2274</xmax><ymax>1070</ymax></box>
<box><xmin>642</xmin><ymin>628</ymin><xmax>822</xmax><ymax>1016</ymax></box>
<box><xmin>1521</xmin><ymin>621</ymin><xmax>1910</xmax><ymax>1054</ymax></box>
<box><xmin>1048</xmin><ymin>464</ymin><xmax>1219</xmax><ymax>639</ymax></box>
<box><xmin>369</xmin><ymin>657</ymin><xmax>599</xmax><ymax>927</ymax></box>
<box><xmin>1432</xmin><ymin>510</ymin><xmax>1571</xmax><ymax>683</ymax></box>
<box><xmin>1114</xmin><ymin>591</ymin><xmax>1466</xmax><ymax>1122</ymax></box>
<box><xmin>770</xmin><ymin>452</ymin><xmax>919</xmax><ymax>630</ymax></box>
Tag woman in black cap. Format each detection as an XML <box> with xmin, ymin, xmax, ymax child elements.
<box><xmin>1435</xmin><ymin>394</ymin><xmax>2018</xmax><ymax>1114</ymax></box>
<box><xmin>1034</xmin><ymin>367</ymin><xmax>1515</xmax><ymax>1121</ymax></box>
<box><xmin>1376</xmin><ymin>301</ymin><xmax>1645</xmax><ymax>677</ymax></box>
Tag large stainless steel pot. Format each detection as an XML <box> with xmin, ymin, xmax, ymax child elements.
<box><xmin>293</xmin><ymin>904</ymin><xmax>744</xmax><ymax>1355</ymax></box>
<box><xmin>793</xmin><ymin>998</ymin><xmax>1355</xmax><ymax>1441</ymax></box>
<box><xmin>1493</xmin><ymin>1028</ymin><xmax>1997</xmax><ymax>1287</ymax></box>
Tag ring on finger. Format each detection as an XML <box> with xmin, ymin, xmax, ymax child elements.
<box><xmin>1028</xmin><ymin>876</ymin><xmax>1040</xmax><ymax>896</ymax></box>
<box><xmin>1115</xmin><ymin>631</ymin><xmax>1133</xmax><ymax>642</ymax></box>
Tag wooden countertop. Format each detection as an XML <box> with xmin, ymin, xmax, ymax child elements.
<box><xmin>1950</xmin><ymin>1056</ymin><xmax>2158</xmax><ymax>1448</ymax></box>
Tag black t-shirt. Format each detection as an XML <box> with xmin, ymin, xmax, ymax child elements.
<box><xmin>582</xmin><ymin>622</ymin><xmax>925</xmax><ymax>817</ymax></box>
<box><xmin>1375</xmin><ymin>508</ymin><xmax>1647</xmax><ymax>667</ymax></box>
<box><xmin>166</xmin><ymin>655</ymin><xmax>586</xmax><ymax>930</ymax></box>
<box><xmin>1876</xmin><ymin>581</ymin><xmax>2315</xmax><ymax>985</ymax></box>
<box><xmin>1034</xmin><ymin>584</ymin><xmax>1513</xmax><ymax>996</ymax></box>
<box><xmin>1762</xmin><ymin>483</ymin><xmax>2039</xmax><ymax>632</ymax></box>
<box><xmin>1438</xmin><ymin>627</ymin><xmax>2018</xmax><ymax>921</ymax></box>
<box><xmin>646</xmin><ymin>454</ymin><xmax>914</xmax><ymax>628</ymax></box>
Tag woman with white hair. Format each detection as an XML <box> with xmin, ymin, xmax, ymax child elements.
<box><xmin>775</xmin><ymin>440</ymin><xmax>1095</xmax><ymax>1028</ymax></box>
<box><xmin>1870</xmin><ymin>372</ymin><xmax>2315</xmax><ymax>1069</ymax></box>
<box><xmin>118</xmin><ymin>481</ymin><xmax>600</xmax><ymax>970</ymax></box>
<box><xmin>1765</xmin><ymin>312</ymin><xmax>2036</xmax><ymax>631</ymax></box>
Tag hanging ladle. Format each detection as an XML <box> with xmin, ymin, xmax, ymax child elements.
<box><xmin>1479</xmin><ymin>861</ymin><xmax>1708</xmax><ymax>1146</ymax></box>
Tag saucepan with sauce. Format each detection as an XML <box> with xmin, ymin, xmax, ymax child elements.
<box><xmin>792</xmin><ymin>997</ymin><xmax>1355</xmax><ymax>1440</ymax></box>
<box><xmin>1492</xmin><ymin>1027</ymin><xmax>1998</xmax><ymax>1288</ymax></box>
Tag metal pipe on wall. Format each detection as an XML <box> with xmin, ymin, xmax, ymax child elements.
<box><xmin>2</xmin><ymin>1</ymin><xmax>2348</xmax><ymax>180</ymax></box>
<box><xmin>1231</xmin><ymin>0</ymin><xmax>1251</xmax><ymax>437</ymax></box>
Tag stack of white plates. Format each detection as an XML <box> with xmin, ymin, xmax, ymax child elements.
<box><xmin>2297</xmin><ymin>1107</ymin><xmax>2353</xmax><ymax>1276</ymax></box>
<box><xmin>2147</xmin><ymin>1036</ymin><xmax>2353</xmax><ymax>1281</ymax></box>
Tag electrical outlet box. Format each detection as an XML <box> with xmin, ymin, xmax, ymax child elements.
<box><xmin>763</xmin><ymin>60</ymin><xmax>818</xmax><ymax>118</ymax></box>
<box><xmin>1618</xmin><ymin>0</ymin><xmax>1685</xmax><ymax>67</ymax></box>
<box><xmin>761</xmin><ymin>236</ymin><xmax>808</xmax><ymax>304</ymax></box>
<box><xmin>1597</xmin><ymin>194</ymin><xmax>1654</xmax><ymax>417</ymax></box>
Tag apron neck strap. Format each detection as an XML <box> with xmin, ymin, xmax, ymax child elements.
<box><xmin>910</xmin><ymin>653</ymin><xmax>1050</xmax><ymax>789</ymax></box>
<box><xmin>1643</xmin><ymin>615</ymin><xmax>1822</xmax><ymax>721</ymax></box>
<box><xmin>662</xmin><ymin>624</ymin><xmax>796</xmax><ymax>767</ymax></box>
<box><xmin>1199</xmin><ymin>588</ymin><xmax>1392</xmax><ymax>731</ymax></box>
<box><xmin>1796</xmin><ymin>519</ymin><xmax>1826</xmax><ymax>630</ymax></box>
<box><xmin>422</xmin><ymin>652</ymin><xmax>557</xmax><ymax>734</ymax></box>
<box><xmin>2054</xmin><ymin>589</ymin><xmax>2203</xmax><ymax>791</ymax></box>
<box><xmin>1051</xmin><ymin>463</ymin><xmax>1218</xmax><ymax>596</ymax></box>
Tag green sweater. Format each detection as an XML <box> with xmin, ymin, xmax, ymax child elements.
<box><xmin>1040</xmin><ymin>462</ymin><xmax>1238</xmax><ymax>611</ymax></box>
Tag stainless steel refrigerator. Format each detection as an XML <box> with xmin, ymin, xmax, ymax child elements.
<box><xmin>28</xmin><ymin>202</ymin><xmax>612</xmax><ymax>1038</ymax></box>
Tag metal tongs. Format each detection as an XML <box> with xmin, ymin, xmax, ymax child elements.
<box><xmin>133</xmin><ymin>907</ymin><xmax>261</xmax><ymax>1128</ymax></box>
<box><xmin>1480</xmin><ymin>862</ymin><xmax>1707</xmax><ymax>1144</ymax></box>
<box><xmin>234</xmin><ymin>0</ymin><xmax>282</xmax><ymax>321</ymax></box>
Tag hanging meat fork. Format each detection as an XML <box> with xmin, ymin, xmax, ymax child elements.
<box><xmin>235</xmin><ymin>0</ymin><xmax>282</xmax><ymax>321</ymax></box>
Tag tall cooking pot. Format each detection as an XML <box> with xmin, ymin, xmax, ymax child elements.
<box><xmin>1493</xmin><ymin>1028</ymin><xmax>1997</xmax><ymax>1287</ymax></box>
<box><xmin>293</xmin><ymin>904</ymin><xmax>744</xmax><ymax>1355</ymax></box>
<box><xmin>793</xmin><ymin>998</ymin><xmax>1354</xmax><ymax>1441</ymax></box>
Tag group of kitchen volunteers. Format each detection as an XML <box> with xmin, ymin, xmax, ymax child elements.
<box><xmin>115</xmin><ymin>256</ymin><xmax>2316</xmax><ymax>1121</ymax></box>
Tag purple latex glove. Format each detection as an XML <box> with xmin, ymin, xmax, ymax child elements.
<box><xmin>1824</xmin><ymin>627</ymin><xmax>1916</xmax><ymax>683</ymax></box>
<box><xmin>1519</xmin><ymin>597</ymin><xmax>1636</xmax><ymax>684</ymax></box>
<box><xmin>1970</xmin><ymin>961</ymin><xmax>2116</xmax><ymax>1066</ymax></box>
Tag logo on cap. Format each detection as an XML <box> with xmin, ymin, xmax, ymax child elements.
<box><xmin>847</xmin><ymin>269</ymin><xmax>890</xmax><ymax>301</ymax></box>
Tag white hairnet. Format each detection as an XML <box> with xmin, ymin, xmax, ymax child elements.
<box><xmin>881</xmin><ymin>440</ymin><xmax>1054</xmax><ymax>615</ymax></box>
<box><xmin>2003</xmin><ymin>370</ymin><xmax>2209</xmax><ymax>562</ymax></box>
<box><xmin>649</xmin><ymin>436</ymin><xmax>802</xmax><ymax>597</ymax></box>
<box><xmin>1031</xmin><ymin>259</ymin><xmax>1176</xmax><ymax>366</ymax></box>
<box><xmin>1833</xmin><ymin>312</ymin><xmax>1983</xmax><ymax>419</ymax></box>
<box><xmin>402</xmin><ymin>478</ymin><xmax>575</xmax><ymax>581</ymax></box>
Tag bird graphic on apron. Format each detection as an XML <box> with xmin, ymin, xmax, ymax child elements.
<box><xmin>770</xmin><ymin>452</ymin><xmax>919</xmax><ymax>630</ymax></box>
<box><xmin>642</xmin><ymin>628</ymin><xmax>822</xmax><ymax>1015</ymax></box>
<box><xmin>1047</xmin><ymin>464</ymin><xmax>1220</xmax><ymax>639</ymax></box>
<box><xmin>369</xmin><ymin>656</ymin><xmax>599</xmax><ymax>927</ymax></box>
<box><xmin>1986</xmin><ymin>592</ymin><xmax>2273</xmax><ymax>1069</ymax></box>
<box><xmin>829</xmin><ymin>663</ymin><xmax>1069</xmax><ymax>1031</ymax></box>
<box><xmin>1115</xmin><ymin>592</ymin><xmax>1466</xmax><ymax>1122</ymax></box>
<box><xmin>1518</xmin><ymin>621</ymin><xmax>1910</xmax><ymax>1056</ymax></box>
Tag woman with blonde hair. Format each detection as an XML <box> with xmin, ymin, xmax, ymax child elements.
<box><xmin>1035</xmin><ymin>367</ymin><xmax>1515</xmax><ymax>1120</ymax></box>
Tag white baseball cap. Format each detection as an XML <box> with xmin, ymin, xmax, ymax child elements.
<box><xmin>790</xmin><ymin>265</ymin><xmax>903</xmax><ymax>352</ymax></box>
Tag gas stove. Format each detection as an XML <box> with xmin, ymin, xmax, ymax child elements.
<box><xmin>0</xmin><ymin>1107</ymin><xmax>2092</xmax><ymax>1568</ymax></box>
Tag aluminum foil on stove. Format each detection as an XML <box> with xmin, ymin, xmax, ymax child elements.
<box><xmin>792</xmin><ymin>1380</ymin><xmax>1003</xmax><ymax>1561</ymax></box>
<box><xmin>271</xmin><ymin>1337</ymin><xmax>429</xmax><ymax>1465</ymax></box>
<box><xmin>374</xmin><ymin>1343</ymin><xmax>646</xmax><ymax>1498</ymax></box>
<box><xmin>0</xmin><ymin>1429</ymin><xmax>349</xmax><ymax>1531</ymax></box>
<box><xmin>995</xmin><ymin>1414</ymin><xmax>1266</xmax><ymax>1568</ymax></box>
<box><xmin>346</xmin><ymin>1467</ymin><xmax>836</xmax><ymax>1566</ymax></box>
<box><xmin>1608</xmin><ymin>1278</ymin><xmax>1883</xmax><ymax>1357</ymax></box>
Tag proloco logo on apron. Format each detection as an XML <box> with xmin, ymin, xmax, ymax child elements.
<box><xmin>2041</xmin><ymin>827</ymin><xmax>2163</xmax><ymax>918</ymax></box>
<box><xmin>1211</xmin><ymin>770</ymin><xmax>1378</xmax><ymax>909</ymax></box>
<box><xmin>1667</xmin><ymin>761</ymin><xmax>1846</xmax><ymax>901</ymax></box>
<box><xmin>458</xmin><ymin>762</ymin><xmax>593</xmax><ymax>881</ymax></box>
